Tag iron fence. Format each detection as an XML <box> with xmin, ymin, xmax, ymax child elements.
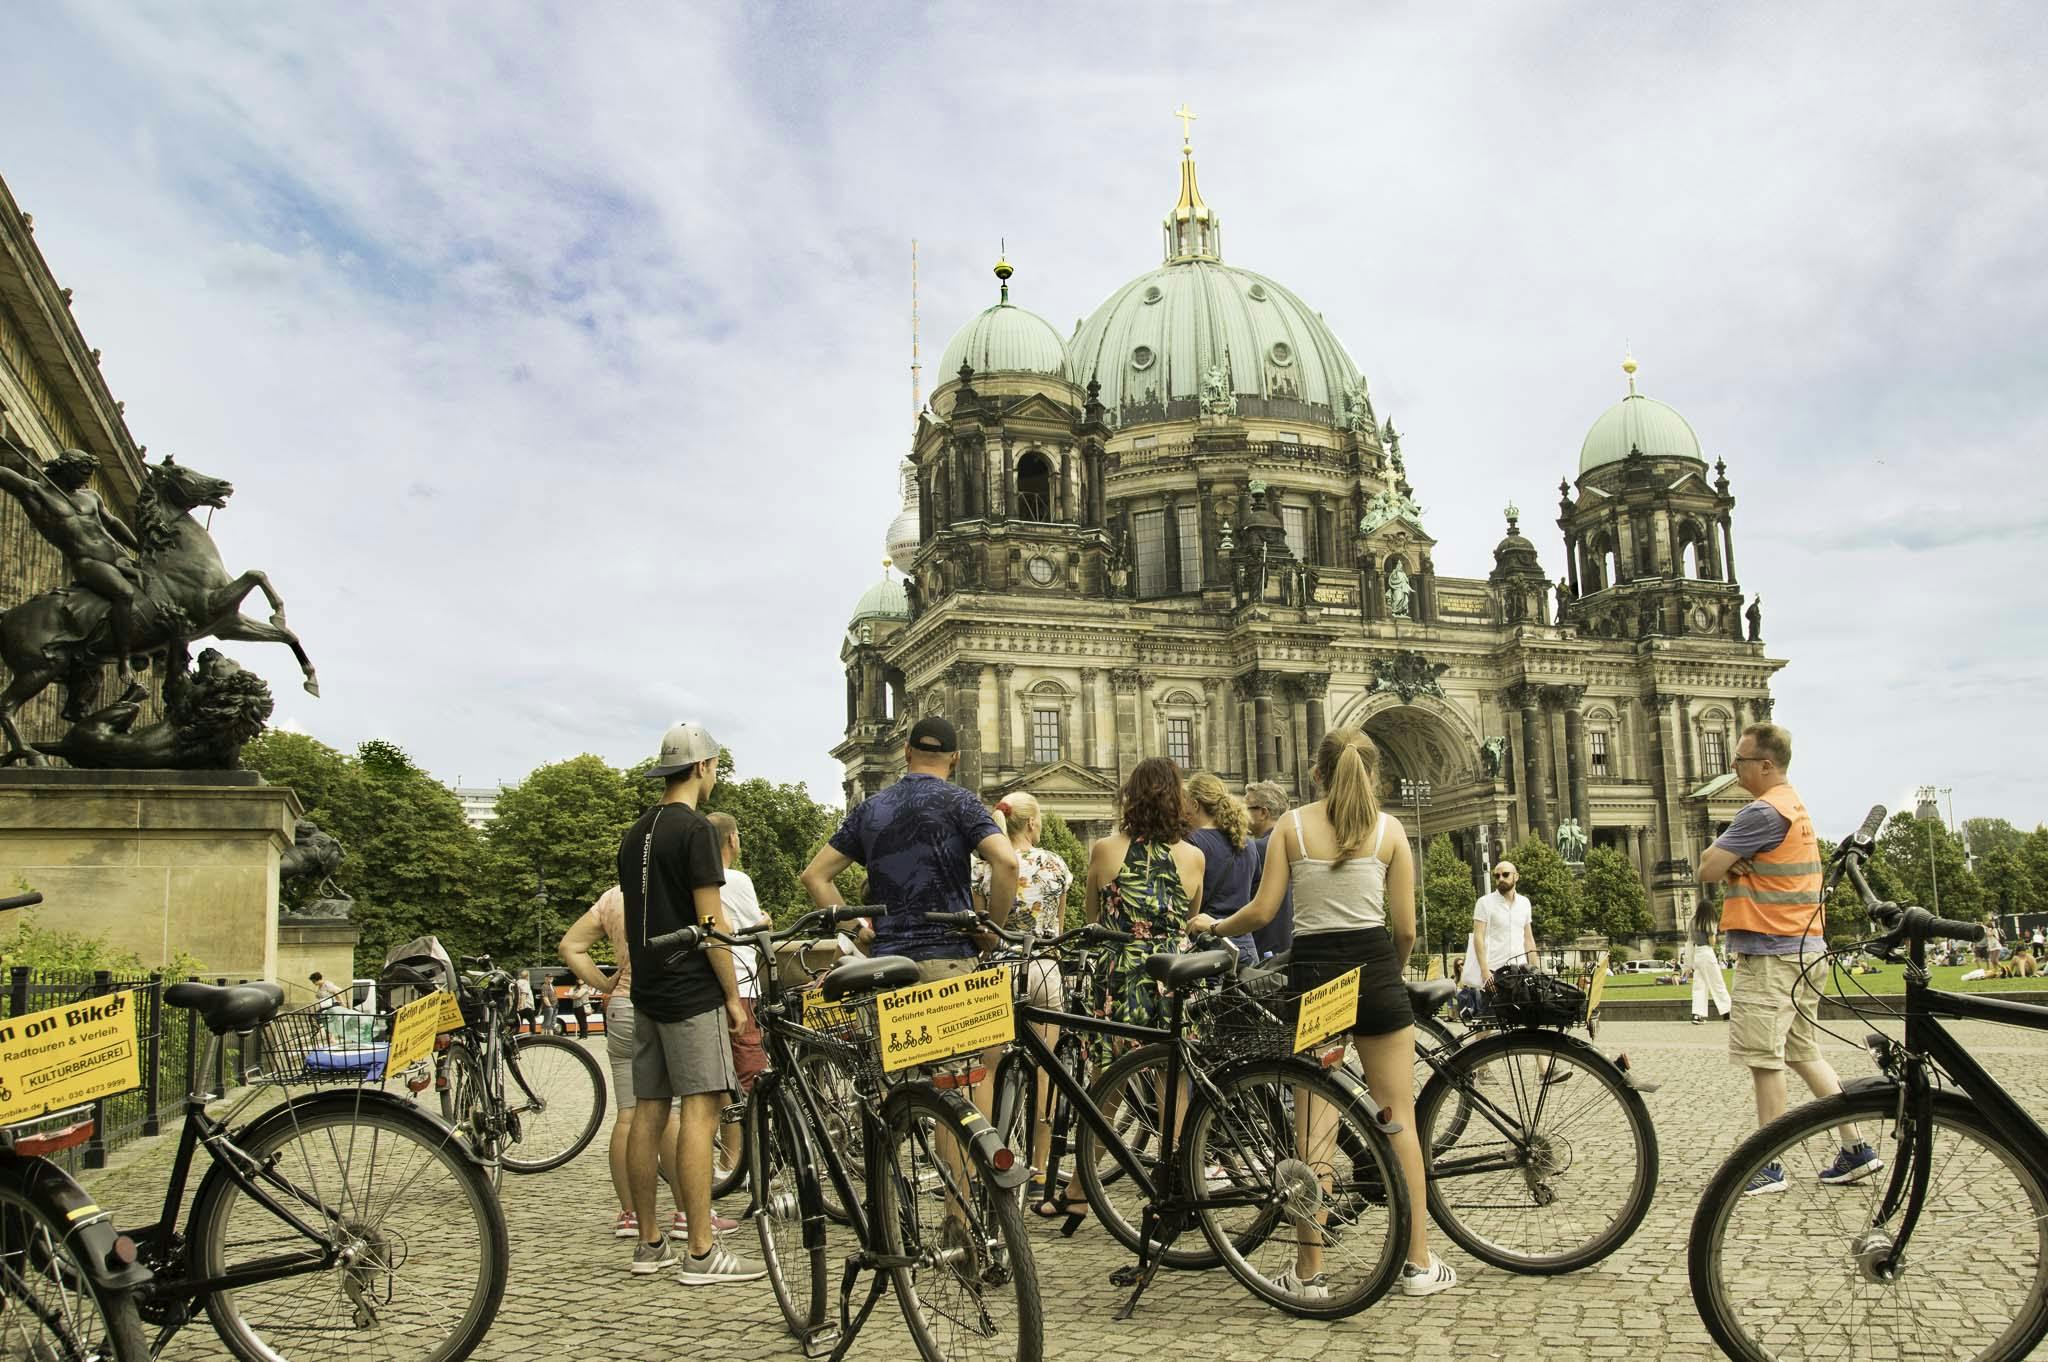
<box><xmin>2</xmin><ymin>967</ymin><xmax>256</xmax><ymax>1170</ymax></box>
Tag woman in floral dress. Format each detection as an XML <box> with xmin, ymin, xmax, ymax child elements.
<box><xmin>1085</xmin><ymin>757</ymin><xmax>1205</xmax><ymax>1031</ymax></box>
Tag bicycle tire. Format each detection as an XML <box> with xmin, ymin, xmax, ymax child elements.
<box><xmin>0</xmin><ymin>1172</ymin><xmax>149</xmax><ymax>1361</ymax></box>
<box><xmin>438</xmin><ymin>1042</ymin><xmax>500</xmax><ymax>1188</ymax></box>
<box><xmin>1690</xmin><ymin>1088</ymin><xmax>2048</xmax><ymax>1362</ymax></box>
<box><xmin>873</xmin><ymin>1084</ymin><xmax>1042</xmax><ymax>1362</ymax></box>
<box><xmin>189</xmin><ymin>1092</ymin><xmax>507</xmax><ymax>1362</ymax></box>
<box><xmin>712</xmin><ymin>1098</ymin><xmax>749</xmax><ymax>1201</ymax></box>
<box><xmin>499</xmin><ymin>1033</ymin><xmax>605</xmax><ymax>1173</ymax></box>
<box><xmin>794</xmin><ymin>1047</ymin><xmax>865</xmax><ymax>1224</ymax></box>
<box><xmin>1412</xmin><ymin>1012</ymin><xmax>1472</xmax><ymax>1153</ymax></box>
<box><xmin>1184</xmin><ymin>1057</ymin><xmax>1410</xmax><ymax>1319</ymax></box>
<box><xmin>1072</xmin><ymin>1042</ymin><xmax>1221</xmax><ymax>1270</ymax></box>
<box><xmin>1416</xmin><ymin>1028</ymin><xmax>1655</xmax><ymax>1274</ymax></box>
<box><xmin>751</xmin><ymin>1083</ymin><xmax>826</xmax><ymax>1337</ymax></box>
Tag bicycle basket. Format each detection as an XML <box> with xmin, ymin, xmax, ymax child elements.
<box><xmin>788</xmin><ymin>985</ymin><xmax>888</xmax><ymax>1092</ymax></box>
<box><xmin>1186</xmin><ymin>983</ymin><xmax>1301</xmax><ymax>1062</ymax></box>
<box><xmin>252</xmin><ymin>1000</ymin><xmax>392</xmax><ymax>1086</ymax></box>
<box><xmin>1488</xmin><ymin>965</ymin><xmax>1589</xmax><ymax>1029</ymax></box>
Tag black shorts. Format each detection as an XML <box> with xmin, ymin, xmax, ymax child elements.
<box><xmin>1288</xmin><ymin>927</ymin><xmax>1413</xmax><ymax>1038</ymax></box>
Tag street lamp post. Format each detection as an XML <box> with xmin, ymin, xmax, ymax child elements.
<box><xmin>1915</xmin><ymin>785</ymin><xmax>1945</xmax><ymax>916</ymax></box>
<box><xmin>1400</xmin><ymin>778</ymin><xmax>1434</xmax><ymax>971</ymax></box>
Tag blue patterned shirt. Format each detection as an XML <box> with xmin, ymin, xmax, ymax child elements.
<box><xmin>829</xmin><ymin>773</ymin><xmax>1002</xmax><ymax>960</ymax></box>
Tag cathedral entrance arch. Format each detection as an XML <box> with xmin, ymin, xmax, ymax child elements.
<box><xmin>1331</xmin><ymin>690</ymin><xmax>1509</xmax><ymax>897</ymax></box>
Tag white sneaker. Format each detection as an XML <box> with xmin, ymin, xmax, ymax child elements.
<box><xmin>1273</xmin><ymin>1268</ymin><xmax>1329</xmax><ymax>1301</ymax></box>
<box><xmin>1400</xmin><ymin>1252</ymin><xmax>1457</xmax><ymax>1296</ymax></box>
<box><xmin>678</xmin><ymin>1240</ymin><xmax>766</xmax><ymax>1285</ymax></box>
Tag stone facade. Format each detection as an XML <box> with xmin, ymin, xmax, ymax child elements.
<box><xmin>0</xmin><ymin>172</ymin><xmax>155</xmax><ymax>746</ymax></box>
<box><xmin>834</xmin><ymin>144</ymin><xmax>1780</xmax><ymax>930</ymax></box>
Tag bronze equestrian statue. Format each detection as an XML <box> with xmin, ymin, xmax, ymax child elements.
<box><xmin>0</xmin><ymin>442</ymin><xmax>319</xmax><ymax>766</ymax></box>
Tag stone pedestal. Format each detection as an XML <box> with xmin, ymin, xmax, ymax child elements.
<box><xmin>277</xmin><ymin>915</ymin><xmax>363</xmax><ymax>1007</ymax></box>
<box><xmin>0</xmin><ymin>771</ymin><xmax>300</xmax><ymax>981</ymax></box>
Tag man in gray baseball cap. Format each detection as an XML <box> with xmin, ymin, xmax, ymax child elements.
<box><xmin>648</xmin><ymin>721</ymin><xmax>721</xmax><ymax>779</ymax></box>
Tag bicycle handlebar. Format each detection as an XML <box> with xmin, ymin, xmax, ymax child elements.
<box><xmin>1871</xmin><ymin>902</ymin><xmax>1987</xmax><ymax>946</ymax></box>
<box><xmin>1834</xmin><ymin>809</ymin><xmax>1987</xmax><ymax>949</ymax></box>
<box><xmin>0</xmin><ymin>893</ymin><xmax>43</xmax><ymax>913</ymax></box>
<box><xmin>648</xmin><ymin>903</ymin><xmax>888</xmax><ymax>959</ymax></box>
<box><xmin>924</xmin><ymin>911</ymin><xmax>1135</xmax><ymax>952</ymax></box>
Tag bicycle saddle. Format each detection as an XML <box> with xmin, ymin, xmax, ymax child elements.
<box><xmin>1405</xmin><ymin>978</ymin><xmax>1458</xmax><ymax>1018</ymax></box>
<box><xmin>820</xmin><ymin>955</ymin><xmax>922</xmax><ymax>1002</ymax></box>
<box><xmin>1142</xmin><ymin>948</ymin><xmax>1238</xmax><ymax>989</ymax></box>
<box><xmin>165</xmin><ymin>981</ymin><xmax>285</xmax><ymax>1035</ymax></box>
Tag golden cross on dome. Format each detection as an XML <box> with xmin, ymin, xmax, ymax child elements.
<box><xmin>1175</xmin><ymin>103</ymin><xmax>1197</xmax><ymax>149</ymax></box>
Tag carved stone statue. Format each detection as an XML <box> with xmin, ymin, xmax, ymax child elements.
<box><xmin>1555</xmin><ymin>577</ymin><xmax>1574</xmax><ymax>622</ymax></box>
<box><xmin>1480</xmin><ymin>736</ymin><xmax>1508</xmax><ymax>779</ymax></box>
<box><xmin>281</xmin><ymin>817</ymin><xmax>344</xmax><ymax>884</ymax></box>
<box><xmin>0</xmin><ymin>452</ymin><xmax>319</xmax><ymax>766</ymax></box>
<box><xmin>1746</xmin><ymin>594</ymin><xmax>1762</xmax><ymax>642</ymax></box>
<box><xmin>1200</xmin><ymin>358</ymin><xmax>1237</xmax><ymax>417</ymax></box>
<box><xmin>1556</xmin><ymin>818</ymin><xmax>1588</xmax><ymax>865</ymax></box>
<box><xmin>0</xmin><ymin>445</ymin><xmax>146</xmax><ymax>690</ymax></box>
<box><xmin>1358</xmin><ymin>490</ymin><xmax>1396</xmax><ymax>535</ymax></box>
<box><xmin>1369</xmin><ymin>650</ymin><xmax>1448</xmax><ymax>704</ymax></box>
<box><xmin>30</xmin><ymin>647</ymin><xmax>273</xmax><ymax>769</ymax></box>
<box><xmin>1106</xmin><ymin>527</ymin><xmax>1132</xmax><ymax>597</ymax></box>
<box><xmin>1345</xmin><ymin>380</ymin><xmax>1375</xmax><ymax>434</ymax></box>
<box><xmin>1385</xmin><ymin>561</ymin><xmax>1413</xmax><ymax>618</ymax></box>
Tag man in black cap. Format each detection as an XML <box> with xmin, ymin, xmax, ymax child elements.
<box><xmin>801</xmin><ymin>715</ymin><xmax>1019</xmax><ymax>982</ymax></box>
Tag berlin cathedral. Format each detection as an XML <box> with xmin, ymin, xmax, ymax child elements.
<box><xmin>834</xmin><ymin>121</ymin><xmax>1782</xmax><ymax>931</ymax></box>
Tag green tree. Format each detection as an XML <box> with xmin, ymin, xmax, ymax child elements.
<box><xmin>707</xmin><ymin>774</ymin><xmax>840</xmax><ymax>922</ymax></box>
<box><xmin>1505</xmin><ymin>837</ymin><xmax>1582</xmax><ymax>946</ymax></box>
<box><xmin>1878</xmin><ymin>811</ymin><xmax>1984</xmax><ymax>922</ymax></box>
<box><xmin>1978</xmin><ymin>846</ymin><xmax>2036</xmax><ymax>923</ymax></box>
<box><xmin>481</xmin><ymin>754</ymin><xmax>645</xmax><ymax>960</ymax></box>
<box><xmin>1962</xmin><ymin>817</ymin><xmax>2026</xmax><ymax>860</ymax></box>
<box><xmin>1421</xmin><ymin>836</ymin><xmax>1477</xmax><ymax>966</ymax></box>
<box><xmin>1580</xmin><ymin>846</ymin><xmax>1652</xmax><ymax>942</ymax></box>
<box><xmin>2020</xmin><ymin>827</ymin><xmax>2048</xmax><ymax>916</ymax></box>
<box><xmin>1035</xmin><ymin>810</ymin><xmax>1091</xmax><ymax>932</ymax></box>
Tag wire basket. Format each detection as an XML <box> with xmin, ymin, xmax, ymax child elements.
<box><xmin>789</xmin><ymin>987</ymin><xmax>889</xmax><ymax>1094</ymax></box>
<box><xmin>250</xmin><ymin>1001</ymin><xmax>394</xmax><ymax>1087</ymax></box>
<box><xmin>1186</xmin><ymin>985</ymin><xmax>1303</xmax><ymax>1062</ymax></box>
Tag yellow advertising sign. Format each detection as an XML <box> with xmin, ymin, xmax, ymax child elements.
<box><xmin>876</xmin><ymin>968</ymin><xmax>1013</xmax><ymax>1073</ymax></box>
<box><xmin>0</xmin><ymin>991</ymin><xmax>141</xmax><ymax>1127</ymax></box>
<box><xmin>801</xmin><ymin>989</ymin><xmax>855</xmax><ymax>1033</ymax></box>
<box><xmin>1294</xmin><ymin>968</ymin><xmax>1360</xmax><ymax>1052</ymax></box>
<box><xmin>436</xmin><ymin>991</ymin><xmax>466</xmax><ymax>1033</ymax></box>
<box><xmin>385</xmin><ymin>994</ymin><xmax>444</xmax><ymax>1075</ymax></box>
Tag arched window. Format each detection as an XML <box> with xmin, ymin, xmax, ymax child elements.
<box><xmin>1016</xmin><ymin>451</ymin><xmax>1052</xmax><ymax>521</ymax></box>
<box><xmin>1678</xmin><ymin>519</ymin><xmax>1715</xmax><ymax>580</ymax></box>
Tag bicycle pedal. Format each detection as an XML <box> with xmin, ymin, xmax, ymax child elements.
<box><xmin>799</xmin><ymin>1326</ymin><xmax>843</xmax><ymax>1359</ymax></box>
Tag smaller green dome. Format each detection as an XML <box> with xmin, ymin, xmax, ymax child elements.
<box><xmin>937</xmin><ymin>301</ymin><xmax>1069</xmax><ymax>382</ymax></box>
<box><xmin>850</xmin><ymin>573</ymin><xmax>908</xmax><ymax>624</ymax></box>
<box><xmin>1579</xmin><ymin>392</ymin><xmax>1703</xmax><ymax>473</ymax></box>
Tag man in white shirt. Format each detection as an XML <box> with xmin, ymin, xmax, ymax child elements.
<box><xmin>1459</xmin><ymin>861</ymin><xmax>1538</xmax><ymax>1012</ymax></box>
<box><xmin>707</xmin><ymin>813</ymin><xmax>767</xmax><ymax>1173</ymax></box>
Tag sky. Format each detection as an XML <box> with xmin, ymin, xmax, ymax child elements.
<box><xmin>2</xmin><ymin>2</ymin><xmax>2043</xmax><ymax>836</ymax></box>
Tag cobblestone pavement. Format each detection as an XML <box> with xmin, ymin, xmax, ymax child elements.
<box><xmin>82</xmin><ymin>1020</ymin><xmax>2048</xmax><ymax>1362</ymax></box>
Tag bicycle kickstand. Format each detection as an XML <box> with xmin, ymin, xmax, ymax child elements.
<box><xmin>1109</xmin><ymin>1205</ymin><xmax>1185</xmax><ymax>1320</ymax></box>
<box><xmin>809</xmin><ymin>1251</ymin><xmax>897</xmax><ymax>1362</ymax></box>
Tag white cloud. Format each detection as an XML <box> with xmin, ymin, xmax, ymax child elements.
<box><xmin>5</xmin><ymin>1</ymin><xmax>2042</xmax><ymax>831</ymax></box>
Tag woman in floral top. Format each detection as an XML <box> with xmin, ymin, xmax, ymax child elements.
<box><xmin>971</xmin><ymin>791</ymin><xmax>1073</xmax><ymax>1203</ymax></box>
<box><xmin>1085</xmin><ymin>758</ymin><xmax>1205</xmax><ymax>1032</ymax></box>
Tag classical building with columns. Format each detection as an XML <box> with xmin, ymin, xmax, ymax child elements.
<box><xmin>834</xmin><ymin>127</ymin><xmax>1782</xmax><ymax>929</ymax></box>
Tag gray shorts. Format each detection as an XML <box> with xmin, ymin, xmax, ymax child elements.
<box><xmin>605</xmin><ymin>996</ymin><xmax>638</xmax><ymax>1110</ymax></box>
<box><xmin>631</xmin><ymin>1005</ymin><xmax>737</xmax><ymax>1104</ymax></box>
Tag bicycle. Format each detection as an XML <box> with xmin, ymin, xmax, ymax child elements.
<box><xmin>939</xmin><ymin>910</ymin><xmax>1412</xmax><ymax>1320</ymax></box>
<box><xmin>0</xmin><ymin>892</ymin><xmax>151</xmax><ymax>1360</ymax></box>
<box><xmin>1689</xmin><ymin>804</ymin><xmax>2048</xmax><ymax>1362</ymax></box>
<box><xmin>652</xmin><ymin>907</ymin><xmax>1042</xmax><ymax>1362</ymax></box>
<box><xmin>429</xmin><ymin>955</ymin><xmax>605</xmax><ymax>1180</ymax></box>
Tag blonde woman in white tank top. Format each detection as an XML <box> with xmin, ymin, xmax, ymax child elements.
<box><xmin>1188</xmin><ymin>727</ymin><xmax>1458</xmax><ymax>1297</ymax></box>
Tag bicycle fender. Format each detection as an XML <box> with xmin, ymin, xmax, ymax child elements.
<box><xmin>1216</xmin><ymin>1055</ymin><xmax>1406</xmax><ymax>1136</ymax></box>
<box><xmin>2</xmin><ymin>1157</ymin><xmax>152</xmax><ymax>1292</ymax></box>
<box><xmin>881</xmin><ymin>1085</ymin><xmax>1032</xmax><ymax>1189</ymax></box>
<box><xmin>760</xmin><ymin>1074</ymin><xmax>830</xmax><ymax>1224</ymax></box>
<box><xmin>1841</xmin><ymin>1074</ymin><xmax>1900</xmax><ymax>1098</ymax></box>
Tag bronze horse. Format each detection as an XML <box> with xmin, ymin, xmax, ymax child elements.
<box><xmin>0</xmin><ymin>456</ymin><xmax>319</xmax><ymax>765</ymax></box>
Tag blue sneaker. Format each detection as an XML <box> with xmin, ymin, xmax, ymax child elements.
<box><xmin>1818</xmin><ymin>1142</ymin><xmax>1884</xmax><ymax>1185</ymax></box>
<box><xmin>1743</xmin><ymin>1162</ymin><xmax>1787</xmax><ymax>1196</ymax></box>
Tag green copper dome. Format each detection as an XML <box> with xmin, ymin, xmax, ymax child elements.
<box><xmin>1579</xmin><ymin>391</ymin><xmax>1703</xmax><ymax>473</ymax></box>
<box><xmin>937</xmin><ymin>299</ymin><xmax>1069</xmax><ymax>382</ymax></box>
<box><xmin>849</xmin><ymin>573</ymin><xmax>909</xmax><ymax>624</ymax></box>
<box><xmin>1067</xmin><ymin>259</ymin><xmax>1365</xmax><ymax>426</ymax></box>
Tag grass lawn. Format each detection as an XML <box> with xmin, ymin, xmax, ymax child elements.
<box><xmin>1594</xmin><ymin>962</ymin><xmax>2048</xmax><ymax>1001</ymax></box>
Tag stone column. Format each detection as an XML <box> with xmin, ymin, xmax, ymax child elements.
<box><xmin>1228</xmin><ymin>677</ymin><xmax>1250</xmax><ymax>779</ymax></box>
<box><xmin>1558</xmin><ymin>684</ymin><xmax>1589</xmax><ymax>828</ymax></box>
<box><xmin>1509</xmin><ymin>682</ymin><xmax>1551</xmax><ymax>844</ymax></box>
<box><xmin>1676</xmin><ymin>693</ymin><xmax>1696</xmax><ymax>786</ymax></box>
<box><xmin>1203</xmin><ymin>677</ymin><xmax>1225</xmax><ymax>773</ymax></box>
<box><xmin>947</xmin><ymin>661</ymin><xmax>985</xmax><ymax>791</ymax></box>
<box><xmin>1110</xmin><ymin>669</ymin><xmax>1143</xmax><ymax>788</ymax></box>
<box><xmin>1249</xmin><ymin>672</ymin><xmax>1278</xmax><ymax>781</ymax></box>
<box><xmin>1301</xmin><ymin>673</ymin><xmax>1329</xmax><ymax>770</ymax></box>
<box><xmin>1286</xmin><ymin>681</ymin><xmax>1311</xmax><ymax>799</ymax></box>
<box><xmin>1644</xmin><ymin>692</ymin><xmax>1678</xmax><ymax>868</ymax></box>
<box><xmin>1313</xmin><ymin>493</ymin><xmax>1333</xmax><ymax>566</ymax></box>
<box><xmin>1197</xmin><ymin>483</ymin><xmax>1216</xmax><ymax>588</ymax></box>
<box><xmin>1721</xmin><ymin>517</ymin><xmax>1737</xmax><ymax>585</ymax></box>
<box><xmin>1165</xmin><ymin>492</ymin><xmax>1183</xmax><ymax>594</ymax></box>
<box><xmin>1564</xmin><ymin>533</ymin><xmax>1581</xmax><ymax>597</ymax></box>
<box><xmin>993</xmin><ymin>664</ymin><xmax>1015</xmax><ymax>770</ymax></box>
<box><xmin>1079</xmin><ymin>668</ymin><xmax>1099</xmax><ymax>769</ymax></box>
<box><xmin>1058</xmin><ymin>450</ymin><xmax>1072</xmax><ymax>522</ymax></box>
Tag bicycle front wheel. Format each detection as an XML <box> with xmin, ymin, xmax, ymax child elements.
<box><xmin>1185</xmin><ymin>1058</ymin><xmax>1409</xmax><ymax>1319</ymax></box>
<box><xmin>0</xmin><ymin>1174</ymin><xmax>148</xmax><ymax>1361</ymax></box>
<box><xmin>751</xmin><ymin>1085</ymin><xmax>826</xmax><ymax>1337</ymax></box>
<box><xmin>1417</xmin><ymin>1028</ymin><xmax>1656</xmax><ymax>1274</ymax></box>
<box><xmin>873</xmin><ymin>1084</ymin><xmax>1042</xmax><ymax>1362</ymax></box>
<box><xmin>1690</xmin><ymin>1088</ymin><xmax>2048</xmax><ymax>1362</ymax></box>
<box><xmin>499</xmin><ymin>1032</ymin><xmax>605</xmax><ymax>1173</ymax></box>
<box><xmin>438</xmin><ymin>1042</ymin><xmax>499</xmax><ymax>1188</ymax></box>
<box><xmin>190</xmin><ymin>1093</ymin><xmax>507</xmax><ymax>1362</ymax></box>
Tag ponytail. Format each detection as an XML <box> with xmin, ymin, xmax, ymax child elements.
<box><xmin>1315</xmin><ymin>726</ymin><xmax>1383</xmax><ymax>865</ymax></box>
<box><xmin>1185</xmin><ymin>772</ymin><xmax>1252</xmax><ymax>851</ymax></box>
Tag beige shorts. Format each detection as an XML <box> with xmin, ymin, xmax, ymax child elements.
<box><xmin>1728</xmin><ymin>950</ymin><xmax>1825</xmax><ymax>1071</ymax></box>
<box><xmin>913</xmin><ymin>956</ymin><xmax>982</xmax><ymax>984</ymax></box>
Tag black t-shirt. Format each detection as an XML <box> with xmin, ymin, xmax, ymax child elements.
<box><xmin>617</xmin><ymin>801</ymin><xmax>726</xmax><ymax>1024</ymax></box>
